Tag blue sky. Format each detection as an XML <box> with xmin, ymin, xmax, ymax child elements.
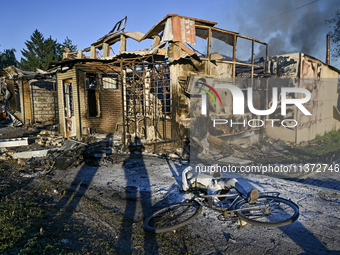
<box><xmin>1</xmin><ymin>0</ymin><xmax>339</xmax><ymax>68</ymax></box>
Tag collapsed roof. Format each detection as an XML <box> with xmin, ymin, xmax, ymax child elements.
<box><xmin>52</xmin><ymin>13</ymin><xmax>269</xmax><ymax>71</ymax></box>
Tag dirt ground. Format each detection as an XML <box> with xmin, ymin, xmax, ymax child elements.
<box><xmin>1</xmin><ymin>125</ymin><xmax>340</xmax><ymax>254</ymax></box>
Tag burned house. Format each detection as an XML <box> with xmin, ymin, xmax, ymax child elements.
<box><xmin>51</xmin><ymin>14</ymin><xmax>340</xmax><ymax>150</ymax></box>
<box><xmin>55</xmin><ymin>61</ymin><xmax>124</xmax><ymax>138</ymax></box>
<box><xmin>264</xmin><ymin>53</ymin><xmax>340</xmax><ymax>143</ymax></box>
<box><xmin>0</xmin><ymin>66</ymin><xmax>58</xmax><ymax>126</ymax></box>
<box><xmin>52</xmin><ymin>15</ymin><xmax>267</xmax><ymax>146</ymax></box>
<box><xmin>52</xmin><ymin>17</ymin><xmax>145</xmax><ymax>139</ymax></box>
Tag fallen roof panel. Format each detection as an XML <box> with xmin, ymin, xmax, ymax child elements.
<box><xmin>92</xmin><ymin>31</ymin><xmax>145</xmax><ymax>48</ymax></box>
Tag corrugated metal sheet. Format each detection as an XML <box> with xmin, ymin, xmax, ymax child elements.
<box><xmin>172</xmin><ymin>15</ymin><xmax>182</xmax><ymax>42</ymax></box>
<box><xmin>184</xmin><ymin>19</ymin><xmax>196</xmax><ymax>45</ymax></box>
<box><xmin>139</xmin><ymin>14</ymin><xmax>217</xmax><ymax>42</ymax></box>
<box><xmin>163</xmin><ymin>17</ymin><xmax>173</xmax><ymax>42</ymax></box>
<box><xmin>168</xmin><ymin>42</ymin><xmax>197</xmax><ymax>62</ymax></box>
<box><xmin>168</xmin><ymin>42</ymin><xmax>187</xmax><ymax>62</ymax></box>
<box><xmin>162</xmin><ymin>17</ymin><xmax>196</xmax><ymax>45</ymax></box>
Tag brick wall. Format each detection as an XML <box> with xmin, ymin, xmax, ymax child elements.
<box><xmin>77</xmin><ymin>69</ymin><xmax>123</xmax><ymax>135</ymax></box>
<box><xmin>56</xmin><ymin>66</ymin><xmax>128</xmax><ymax>138</ymax></box>
<box><xmin>30</xmin><ymin>79</ymin><xmax>57</xmax><ymax>124</ymax></box>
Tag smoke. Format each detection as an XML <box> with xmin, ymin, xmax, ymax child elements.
<box><xmin>225</xmin><ymin>0</ymin><xmax>339</xmax><ymax>62</ymax></box>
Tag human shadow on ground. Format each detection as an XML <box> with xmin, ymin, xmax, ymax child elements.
<box><xmin>279</xmin><ymin>221</ymin><xmax>330</xmax><ymax>254</ymax></box>
<box><xmin>2</xmin><ymin>161</ymin><xmax>99</xmax><ymax>254</ymax></box>
<box><xmin>299</xmin><ymin>177</ymin><xmax>340</xmax><ymax>191</ymax></box>
<box><xmin>117</xmin><ymin>137</ymin><xmax>158</xmax><ymax>254</ymax></box>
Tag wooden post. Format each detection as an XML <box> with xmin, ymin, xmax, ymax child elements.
<box><xmin>251</xmin><ymin>40</ymin><xmax>255</xmax><ymax>87</ymax></box>
<box><xmin>120</xmin><ymin>60</ymin><xmax>126</xmax><ymax>145</ymax></box>
<box><xmin>90</xmin><ymin>46</ymin><xmax>96</xmax><ymax>59</ymax></box>
<box><xmin>77</xmin><ymin>50</ymin><xmax>82</xmax><ymax>59</ymax></box>
<box><xmin>207</xmin><ymin>28</ymin><xmax>212</xmax><ymax>74</ymax></box>
<box><xmin>119</xmin><ymin>35</ymin><xmax>126</xmax><ymax>53</ymax></box>
<box><xmin>103</xmin><ymin>43</ymin><xmax>109</xmax><ymax>58</ymax></box>
<box><xmin>152</xmin><ymin>36</ymin><xmax>161</xmax><ymax>49</ymax></box>
<box><xmin>233</xmin><ymin>35</ymin><xmax>237</xmax><ymax>79</ymax></box>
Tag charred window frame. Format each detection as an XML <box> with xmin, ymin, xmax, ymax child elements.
<box><xmin>86</xmin><ymin>73</ymin><xmax>101</xmax><ymax>118</ymax></box>
<box><xmin>101</xmin><ymin>73</ymin><xmax>120</xmax><ymax>90</ymax></box>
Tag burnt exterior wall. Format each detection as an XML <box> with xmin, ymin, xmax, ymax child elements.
<box><xmin>77</xmin><ymin>68</ymin><xmax>123</xmax><ymax>135</ymax></box>
<box><xmin>266</xmin><ymin>52</ymin><xmax>340</xmax><ymax>143</ymax></box>
<box><xmin>5</xmin><ymin>78</ymin><xmax>57</xmax><ymax>126</ymax></box>
<box><xmin>57</xmin><ymin>69</ymin><xmax>78</xmax><ymax>138</ymax></box>
<box><xmin>170</xmin><ymin>60</ymin><xmax>233</xmax><ymax>140</ymax></box>
<box><xmin>57</xmin><ymin>66</ymin><xmax>123</xmax><ymax>139</ymax></box>
<box><xmin>30</xmin><ymin>79</ymin><xmax>58</xmax><ymax>124</ymax></box>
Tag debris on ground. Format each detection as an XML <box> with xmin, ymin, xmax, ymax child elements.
<box><xmin>0</xmin><ymin>121</ymin><xmax>339</xmax><ymax>181</ymax></box>
<box><xmin>0</xmin><ymin>137</ymin><xmax>28</xmax><ymax>148</ymax></box>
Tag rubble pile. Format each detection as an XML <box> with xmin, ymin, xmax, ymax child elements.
<box><xmin>0</xmin><ymin>123</ymin><xmax>192</xmax><ymax>177</ymax></box>
<box><xmin>0</xmin><ymin>129</ymin><xmax>127</xmax><ymax>175</ymax></box>
<box><xmin>35</xmin><ymin>130</ymin><xmax>65</xmax><ymax>147</ymax></box>
<box><xmin>0</xmin><ymin>148</ymin><xmax>13</xmax><ymax>160</ymax></box>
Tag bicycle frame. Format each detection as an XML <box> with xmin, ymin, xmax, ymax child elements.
<box><xmin>191</xmin><ymin>191</ymin><xmax>281</xmax><ymax>219</ymax></box>
<box><xmin>144</xmin><ymin>189</ymin><xmax>299</xmax><ymax>233</ymax></box>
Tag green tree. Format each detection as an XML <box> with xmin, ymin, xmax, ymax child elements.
<box><xmin>61</xmin><ymin>37</ymin><xmax>77</xmax><ymax>52</ymax></box>
<box><xmin>19</xmin><ymin>29</ymin><xmax>77</xmax><ymax>71</ymax></box>
<box><xmin>327</xmin><ymin>10</ymin><xmax>340</xmax><ymax>60</ymax></box>
<box><xmin>42</xmin><ymin>36</ymin><xmax>60</xmax><ymax>68</ymax></box>
<box><xmin>19</xmin><ymin>29</ymin><xmax>48</xmax><ymax>71</ymax></box>
<box><xmin>0</xmin><ymin>48</ymin><xmax>17</xmax><ymax>69</ymax></box>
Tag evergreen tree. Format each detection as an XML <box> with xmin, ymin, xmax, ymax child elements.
<box><xmin>19</xmin><ymin>29</ymin><xmax>47</xmax><ymax>71</ymax></box>
<box><xmin>0</xmin><ymin>48</ymin><xmax>17</xmax><ymax>69</ymax></box>
<box><xmin>42</xmin><ymin>36</ymin><xmax>60</xmax><ymax>68</ymax></box>
<box><xmin>61</xmin><ymin>37</ymin><xmax>77</xmax><ymax>52</ymax></box>
<box><xmin>19</xmin><ymin>30</ymin><xmax>77</xmax><ymax>71</ymax></box>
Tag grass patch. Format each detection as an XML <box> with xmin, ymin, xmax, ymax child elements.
<box><xmin>0</xmin><ymin>164</ymin><xmax>73</xmax><ymax>254</ymax></box>
<box><xmin>0</xmin><ymin>163</ymin><xmax>197</xmax><ymax>254</ymax></box>
<box><xmin>300</xmin><ymin>129</ymin><xmax>340</xmax><ymax>156</ymax></box>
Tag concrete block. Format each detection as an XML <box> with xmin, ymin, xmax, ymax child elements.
<box><xmin>0</xmin><ymin>138</ymin><xmax>28</xmax><ymax>148</ymax></box>
<box><xmin>13</xmin><ymin>149</ymin><xmax>49</xmax><ymax>159</ymax></box>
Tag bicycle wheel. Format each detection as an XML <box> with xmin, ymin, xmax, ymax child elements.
<box><xmin>144</xmin><ymin>201</ymin><xmax>203</xmax><ymax>233</ymax></box>
<box><xmin>235</xmin><ymin>196</ymin><xmax>299</xmax><ymax>227</ymax></box>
